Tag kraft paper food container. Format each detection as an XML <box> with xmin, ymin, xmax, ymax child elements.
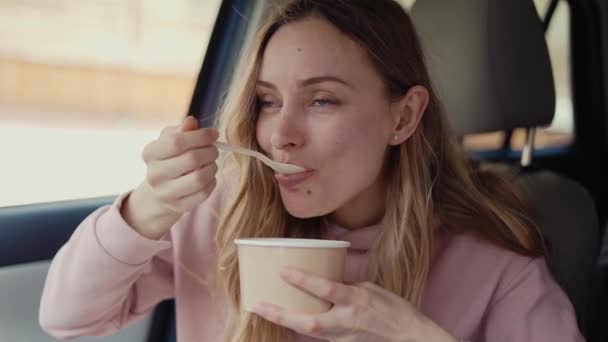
<box><xmin>234</xmin><ymin>238</ymin><xmax>350</xmax><ymax>314</ymax></box>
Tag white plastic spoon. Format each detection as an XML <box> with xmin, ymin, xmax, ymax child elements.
<box><xmin>214</xmin><ymin>141</ymin><xmax>306</xmax><ymax>174</ymax></box>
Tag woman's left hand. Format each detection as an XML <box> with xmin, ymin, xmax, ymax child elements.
<box><xmin>253</xmin><ymin>267</ymin><xmax>459</xmax><ymax>342</ymax></box>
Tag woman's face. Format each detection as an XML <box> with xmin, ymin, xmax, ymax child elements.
<box><xmin>255</xmin><ymin>17</ymin><xmax>404</xmax><ymax>226</ymax></box>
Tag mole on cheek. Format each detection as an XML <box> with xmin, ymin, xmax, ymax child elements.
<box><xmin>306</xmin><ymin>189</ymin><xmax>312</xmax><ymax>195</ymax></box>
<box><xmin>297</xmin><ymin>48</ymin><xmax>302</xmax><ymax>52</ymax></box>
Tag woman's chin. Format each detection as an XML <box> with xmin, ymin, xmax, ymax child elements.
<box><xmin>285</xmin><ymin>208</ymin><xmax>319</xmax><ymax>219</ymax></box>
<box><xmin>280</xmin><ymin>193</ymin><xmax>329</xmax><ymax>218</ymax></box>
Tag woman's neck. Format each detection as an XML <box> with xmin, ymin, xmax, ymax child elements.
<box><xmin>328</xmin><ymin>181</ymin><xmax>385</xmax><ymax>230</ymax></box>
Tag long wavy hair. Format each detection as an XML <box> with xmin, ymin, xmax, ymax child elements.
<box><xmin>211</xmin><ymin>0</ymin><xmax>547</xmax><ymax>340</ymax></box>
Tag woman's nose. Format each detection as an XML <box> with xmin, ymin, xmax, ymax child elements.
<box><xmin>269</xmin><ymin>109</ymin><xmax>304</xmax><ymax>151</ymax></box>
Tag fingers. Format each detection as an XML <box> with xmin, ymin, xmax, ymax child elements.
<box><xmin>358</xmin><ymin>281</ymin><xmax>382</xmax><ymax>293</ymax></box>
<box><xmin>142</xmin><ymin>128</ymin><xmax>219</xmax><ymax>162</ymax></box>
<box><xmin>156</xmin><ymin>162</ymin><xmax>218</xmax><ymax>200</ymax></box>
<box><xmin>253</xmin><ymin>303</ymin><xmax>336</xmax><ymax>337</ymax></box>
<box><xmin>147</xmin><ymin>146</ymin><xmax>219</xmax><ymax>182</ymax></box>
<box><xmin>280</xmin><ymin>268</ymin><xmax>355</xmax><ymax>306</ymax></box>
<box><xmin>138</xmin><ymin>117</ymin><xmax>221</xmax><ymax>215</ymax></box>
<box><xmin>180</xmin><ymin>116</ymin><xmax>199</xmax><ymax>132</ymax></box>
<box><xmin>166</xmin><ymin>175</ymin><xmax>217</xmax><ymax>213</ymax></box>
<box><xmin>157</xmin><ymin>114</ymin><xmax>197</xmax><ymax>137</ymax></box>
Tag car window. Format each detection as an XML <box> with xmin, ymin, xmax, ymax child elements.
<box><xmin>0</xmin><ymin>0</ymin><xmax>222</xmax><ymax>207</ymax></box>
<box><xmin>398</xmin><ymin>0</ymin><xmax>574</xmax><ymax>153</ymax></box>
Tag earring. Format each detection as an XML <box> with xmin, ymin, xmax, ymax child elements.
<box><xmin>393</xmin><ymin>135</ymin><xmax>399</xmax><ymax>141</ymax></box>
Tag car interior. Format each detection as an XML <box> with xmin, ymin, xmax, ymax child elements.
<box><xmin>0</xmin><ymin>0</ymin><xmax>606</xmax><ymax>341</ymax></box>
<box><xmin>411</xmin><ymin>0</ymin><xmax>601</xmax><ymax>336</ymax></box>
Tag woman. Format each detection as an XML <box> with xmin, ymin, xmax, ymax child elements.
<box><xmin>39</xmin><ymin>0</ymin><xmax>584</xmax><ymax>341</ymax></box>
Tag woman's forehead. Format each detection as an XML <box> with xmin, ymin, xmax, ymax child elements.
<box><xmin>258</xmin><ymin>17</ymin><xmax>378</xmax><ymax>87</ymax></box>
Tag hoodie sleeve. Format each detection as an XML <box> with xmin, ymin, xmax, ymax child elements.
<box><xmin>39</xmin><ymin>191</ymin><xmax>175</xmax><ymax>339</ymax></box>
<box><xmin>478</xmin><ymin>258</ymin><xmax>585</xmax><ymax>342</ymax></box>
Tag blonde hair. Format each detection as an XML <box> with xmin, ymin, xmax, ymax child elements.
<box><xmin>210</xmin><ymin>1</ymin><xmax>547</xmax><ymax>340</ymax></box>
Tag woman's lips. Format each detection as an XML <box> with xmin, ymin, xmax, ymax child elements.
<box><xmin>275</xmin><ymin>169</ymin><xmax>315</xmax><ymax>188</ymax></box>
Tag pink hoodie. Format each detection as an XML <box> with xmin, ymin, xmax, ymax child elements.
<box><xmin>39</xmin><ymin>180</ymin><xmax>585</xmax><ymax>341</ymax></box>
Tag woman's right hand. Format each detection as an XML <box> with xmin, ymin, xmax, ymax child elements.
<box><xmin>121</xmin><ymin>116</ymin><xmax>220</xmax><ymax>239</ymax></box>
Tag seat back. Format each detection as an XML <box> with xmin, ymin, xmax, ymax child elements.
<box><xmin>520</xmin><ymin>171</ymin><xmax>600</xmax><ymax>318</ymax></box>
<box><xmin>411</xmin><ymin>0</ymin><xmax>600</xmax><ymax>334</ymax></box>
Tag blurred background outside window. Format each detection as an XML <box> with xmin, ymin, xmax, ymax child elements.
<box><xmin>0</xmin><ymin>0</ymin><xmax>221</xmax><ymax>207</ymax></box>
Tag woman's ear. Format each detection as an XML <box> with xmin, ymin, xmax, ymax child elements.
<box><xmin>388</xmin><ymin>85</ymin><xmax>429</xmax><ymax>145</ymax></box>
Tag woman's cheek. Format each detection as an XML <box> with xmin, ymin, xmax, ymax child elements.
<box><xmin>325</xmin><ymin>125</ymin><xmax>350</xmax><ymax>153</ymax></box>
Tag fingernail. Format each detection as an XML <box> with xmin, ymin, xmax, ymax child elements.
<box><xmin>253</xmin><ymin>303</ymin><xmax>268</xmax><ymax>315</ymax></box>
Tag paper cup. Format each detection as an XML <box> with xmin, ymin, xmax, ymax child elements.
<box><xmin>234</xmin><ymin>238</ymin><xmax>350</xmax><ymax>314</ymax></box>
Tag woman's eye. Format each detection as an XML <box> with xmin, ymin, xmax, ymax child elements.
<box><xmin>260</xmin><ymin>100</ymin><xmax>274</xmax><ymax>107</ymax></box>
<box><xmin>312</xmin><ymin>98</ymin><xmax>334</xmax><ymax>106</ymax></box>
<box><xmin>258</xmin><ymin>98</ymin><xmax>279</xmax><ymax>108</ymax></box>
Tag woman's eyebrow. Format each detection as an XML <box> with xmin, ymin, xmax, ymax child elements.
<box><xmin>298</xmin><ymin>76</ymin><xmax>353</xmax><ymax>89</ymax></box>
<box><xmin>256</xmin><ymin>75</ymin><xmax>354</xmax><ymax>90</ymax></box>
